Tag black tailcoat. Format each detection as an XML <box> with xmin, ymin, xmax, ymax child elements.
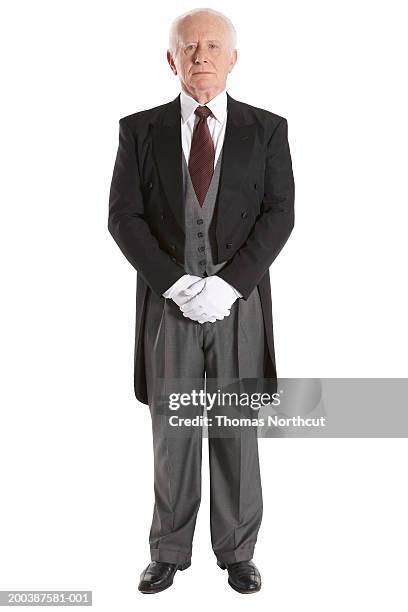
<box><xmin>108</xmin><ymin>92</ymin><xmax>295</xmax><ymax>404</ymax></box>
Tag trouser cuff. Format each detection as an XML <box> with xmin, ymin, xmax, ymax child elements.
<box><xmin>214</xmin><ymin>546</ymin><xmax>255</xmax><ymax>565</ymax></box>
<box><xmin>151</xmin><ymin>547</ymin><xmax>192</xmax><ymax>565</ymax></box>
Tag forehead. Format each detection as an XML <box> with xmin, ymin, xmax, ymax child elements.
<box><xmin>177</xmin><ymin>14</ymin><xmax>229</xmax><ymax>41</ymax></box>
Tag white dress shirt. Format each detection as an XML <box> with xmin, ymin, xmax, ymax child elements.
<box><xmin>163</xmin><ymin>88</ymin><xmax>242</xmax><ymax>300</ymax></box>
<box><xmin>180</xmin><ymin>86</ymin><xmax>228</xmax><ymax>168</ymax></box>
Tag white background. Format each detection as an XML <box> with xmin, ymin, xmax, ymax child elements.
<box><xmin>1</xmin><ymin>0</ymin><xmax>407</xmax><ymax>609</ymax></box>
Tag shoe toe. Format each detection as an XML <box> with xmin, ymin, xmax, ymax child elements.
<box><xmin>138</xmin><ymin>561</ymin><xmax>176</xmax><ymax>593</ymax></box>
<box><xmin>138</xmin><ymin>580</ymin><xmax>157</xmax><ymax>593</ymax></box>
<box><xmin>226</xmin><ymin>560</ymin><xmax>261</xmax><ymax>593</ymax></box>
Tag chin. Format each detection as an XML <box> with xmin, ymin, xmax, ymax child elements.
<box><xmin>192</xmin><ymin>77</ymin><xmax>216</xmax><ymax>87</ymax></box>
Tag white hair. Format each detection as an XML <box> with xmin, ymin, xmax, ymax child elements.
<box><xmin>168</xmin><ymin>8</ymin><xmax>237</xmax><ymax>57</ymax></box>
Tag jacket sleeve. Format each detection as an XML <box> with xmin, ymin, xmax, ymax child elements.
<box><xmin>108</xmin><ymin>117</ymin><xmax>186</xmax><ymax>297</ymax></box>
<box><xmin>216</xmin><ymin>117</ymin><xmax>295</xmax><ymax>299</ymax></box>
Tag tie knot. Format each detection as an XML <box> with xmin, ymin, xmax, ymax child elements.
<box><xmin>195</xmin><ymin>105</ymin><xmax>212</xmax><ymax>120</ymax></box>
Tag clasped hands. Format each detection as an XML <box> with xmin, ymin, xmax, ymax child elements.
<box><xmin>164</xmin><ymin>274</ymin><xmax>240</xmax><ymax>324</ymax></box>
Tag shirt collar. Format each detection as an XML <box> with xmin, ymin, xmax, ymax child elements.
<box><xmin>180</xmin><ymin>88</ymin><xmax>227</xmax><ymax>125</ymax></box>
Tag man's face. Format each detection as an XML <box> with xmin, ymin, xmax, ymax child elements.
<box><xmin>167</xmin><ymin>13</ymin><xmax>237</xmax><ymax>101</ymax></box>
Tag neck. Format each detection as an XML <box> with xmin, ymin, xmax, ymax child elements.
<box><xmin>182</xmin><ymin>85</ymin><xmax>225</xmax><ymax>105</ymax></box>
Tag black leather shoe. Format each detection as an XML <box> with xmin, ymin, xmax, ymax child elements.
<box><xmin>217</xmin><ymin>559</ymin><xmax>261</xmax><ymax>593</ymax></box>
<box><xmin>138</xmin><ymin>560</ymin><xmax>190</xmax><ymax>594</ymax></box>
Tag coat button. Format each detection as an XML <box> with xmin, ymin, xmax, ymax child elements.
<box><xmin>160</xmin><ymin>213</ymin><xmax>166</xmax><ymax>221</ymax></box>
<box><xmin>197</xmin><ymin>231</ymin><xmax>203</xmax><ymax>237</ymax></box>
<box><xmin>149</xmin><ymin>181</ymin><xmax>153</xmax><ymax>189</ymax></box>
<box><xmin>226</xmin><ymin>243</ymin><xmax>232</xmax><ymax>249</ymax></box>
<box><xmin>198</xmin><ymin>246</ymin><xmax>205</xmax><ymax>252</ymax></box>
<box><xmin>197</xmin><ymin>218</ymin><xmax>203</xmax><ymax>225</ymax></box>
<box><xmin>171</xmin><ymin>256</ymin><xmax>177</xmax><ymax>262</ymax></box>
<box><xmin>241</xmin><ymin>211</ymin><xmax>248</xmax><ymax>219</ymax></box>
<box><xmin>170</xmin><ymin>243</ymin><xmax>176</xmax><ymax>250</ymax></box>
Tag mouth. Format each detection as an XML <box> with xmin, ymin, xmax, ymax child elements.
<box><xmin>192</xmin><ymin>72</ymin><xmax>214</xmax><ymax>75</ymax></box>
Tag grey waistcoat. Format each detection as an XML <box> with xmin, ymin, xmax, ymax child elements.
<box><xmin>182</xmin><ymin>149</ymin><xmax>228</xmax><ymax>278</ymax></box>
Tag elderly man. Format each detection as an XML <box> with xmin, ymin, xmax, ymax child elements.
<box><xmin>108</xmin><ymin>7</ymin><xmax>295</xmax><ymax>594</ymax></box>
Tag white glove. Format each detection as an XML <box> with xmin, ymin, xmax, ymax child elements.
<box><xmin>180</xmin><ymin>275</ymin><xmax>240</xmax><ymax>324</ymax></box>
<box><xmin>162</xmin><ymin>274</ymin><xmax>204</xmax><ymax>308</ymax></box>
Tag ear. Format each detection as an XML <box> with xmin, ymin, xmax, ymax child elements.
<box><xmin>228</xmin><ymin>48</ymin><xmax>238</xmax><ymax>72</ymax></box>
<box><xmin>167</xmin><ymin>50</ymin><xmax>178</xmax><ymax>75</ymax></box>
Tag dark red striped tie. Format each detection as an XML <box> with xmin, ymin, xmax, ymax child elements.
<box><xmin>188</xmin><ymin>105</ymin><xmax>215</xmax><ymax>207</ymax></box>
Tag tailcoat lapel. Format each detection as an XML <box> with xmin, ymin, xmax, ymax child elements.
<box><xmin>152</xmin><ymin>91</ymin><xmax>256</xmax><ymax>233</ymax></box>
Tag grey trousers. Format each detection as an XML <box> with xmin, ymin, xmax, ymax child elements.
<box><xmin>143</xmin><ymin>285</ymin><xmax>265</xmax><ymax>565</ymax></box>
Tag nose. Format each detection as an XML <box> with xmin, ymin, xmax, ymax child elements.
<box><xmin>193</xmin><ymin>50</ymin><xmax>208</xmax><ymax>64</ymax></box>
